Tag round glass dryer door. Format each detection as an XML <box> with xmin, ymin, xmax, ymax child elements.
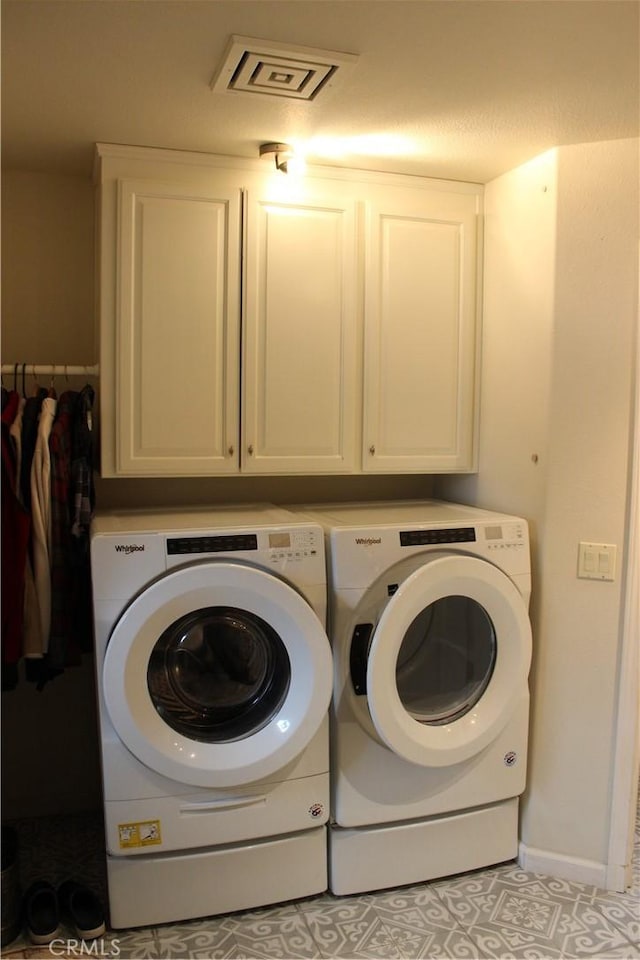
<box><xmin>103</xmin><ymin>561</ymin><xmax>332</xmax><ymax>788</ymax></box>
<box><xmin>396</xmin><ymin>594</ymin><xmax>496</xmax><ymax>726</ymax></box>
<box><xmin>365</xmin><ymin>554</ymin><xmax>531</xmax><ymax>767</ymax></box>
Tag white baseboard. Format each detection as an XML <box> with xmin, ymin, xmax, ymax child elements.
<box><xmin>605</xmin><ymin>860</ymin><xmax>633</xmax><ymax>893</ymax></box>
<box><xmin>518</xmin><ymin>842</ymin><xmax>608</xmax><ymax>890</ymax></box>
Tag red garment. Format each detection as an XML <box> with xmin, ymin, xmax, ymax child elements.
<box><xmin>1</xmin><ymin>391</ymin><xmax>30</xmax><ymax>669</ymax></box>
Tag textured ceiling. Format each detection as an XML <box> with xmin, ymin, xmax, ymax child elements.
<box><xmin>2</xmin><ymin>0</ymin><xmax>638</xmax><ymax>183</ymax></box>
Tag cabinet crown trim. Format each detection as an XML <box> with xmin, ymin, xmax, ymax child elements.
<box><xmin>94</xmin><ymin>143</ymin><xmax>484</xmax><ymax>196</ymax></box>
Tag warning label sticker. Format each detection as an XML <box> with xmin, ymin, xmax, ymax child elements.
<box><xmin>118</xmin><ymin>819</ymin><xmax>162</xmax><ymax>849</ymax></box>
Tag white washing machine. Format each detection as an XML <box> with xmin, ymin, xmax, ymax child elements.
<box><xmin>90</xmin><ymin>504</ymin><xmax>333</xmax><ymax>928</ymax></box>
<box><xmin>290</xmin><ymin>499</ymin><xmax>532</xmax><ymax>896</ymax></box>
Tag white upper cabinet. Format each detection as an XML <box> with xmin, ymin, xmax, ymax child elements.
<box><xmin>96</xmin><ymin>147</ymin><xmax>243</xmax><ymax>477</ymax></box>
<box><xmin>96</xmin><ymin>145</ymin><xmax>481</xmax><ymax>478</ymax></box>
<box><xmin>115</xmin><ymin>177</ymin><xmax>241</xmax><ymax>475</ymax></box>
<box><xmin>242</xmin><ymin>185</ymin><xmax>359</xmax><ymax>474</ymax></box>
<box><xmin>362</xmin><ymin>183</ymin><xmax>481</xmax><ymax>473</ymax></box>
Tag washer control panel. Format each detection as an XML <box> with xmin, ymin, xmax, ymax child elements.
<box><xmin>267</xmin><ymin>527</ymin><xmax>321</xmax><ymax>562</ymax></box>
<box><xmin>165</xmin><ymin>527</ymin><xmax>322</xmax><ymax>563</ymax></box>
<box><xmin>167</xmin><ymin>534</ymin><xmax>258</xmax><ymax>555</ymax></box>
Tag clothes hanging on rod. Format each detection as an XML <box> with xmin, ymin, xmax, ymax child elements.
<box><xmin>9</xmin><ymin>395</ymin><xmax>26</xmax><ymax>506</ymax></box>
<box><xmin>49</xmin><ymin>391</ymin><xmax>82</xmax><ymax>673</ymax></box>
<box><xmin>30</xmin><ymin>395</ymin><xmax>58</xmax><ymax>658</ymax></box>
<box><xmin>1</xmin><ymin>391</ymin><xmax>30</xmax><ymax>685</ymax></box>
<box><xmin>1</xmin><ymin>371</ymin><xmax>96</xmax><ymax>690</ymax></box>
<box><xmin>19</xmin><ymin>388</ymin><xmax>48</xmax><ymax>514</ymax></box>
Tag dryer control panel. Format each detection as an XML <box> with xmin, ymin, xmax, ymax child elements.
<box><xmin>482</xmin><ymin>521</ymin><xmax>528</xmax><ymax>552</ymax></box>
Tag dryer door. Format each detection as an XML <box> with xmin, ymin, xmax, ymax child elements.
<box><xmin>365</xmin><ymin>554</ymin><xmax>531</xmax><ymax>767</ymax></box>
<box><xmin>102</xmin><ymin>561</ymin><xmax>332</xmax><ymax>787</ymax></box>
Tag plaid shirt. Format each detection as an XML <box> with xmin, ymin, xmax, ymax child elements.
<box><xmin>71</xmin><ymin>384</ymin><xmax>95</xmax><ymax>539</ymax></box>
<box><xmin>48</xmin><ymin>390</ymin><xmax>79</xmax><ymax>671</ymax></box>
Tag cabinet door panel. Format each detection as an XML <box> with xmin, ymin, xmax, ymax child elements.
<box><xmin>243</xmin><ymin>191</ymin><xmax>358</xmax><ymax>474</ymax></box>
<box><xmin>364</xmin><ymin>189</ymin><xmax>479</xmax><ymax>473</ymax></box>
<box><xmin>117</xmin><ymin>180</ymin><xmax>240</xmax><ymax>474</ymax></box>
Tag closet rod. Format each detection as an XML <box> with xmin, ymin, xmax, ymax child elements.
<box><xmin>1</xmin><ymin>363</ymin><xmax>99</xmax><ymax>377</ymax></box>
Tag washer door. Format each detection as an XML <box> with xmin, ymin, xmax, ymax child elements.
<box><xmin>365</xmin><ymin>554</ymin><xmax>531</xmax><ymax>767</ymax></box>
<box><xmin>103</xmin><ymin>561</ymin><xmax>332</xmax><ymax>787</ymax></box>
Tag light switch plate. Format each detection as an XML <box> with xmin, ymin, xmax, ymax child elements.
<box><xmin>578</xmin><ymin>542</ymin><xmax>617</xmax><ymax>581</ymax></box>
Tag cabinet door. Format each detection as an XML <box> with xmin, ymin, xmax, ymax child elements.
<box><xmin>242</xmin><ymin>186</ymin><xmax>359</xmax><ymax>474</ymax></box>
<box><xmin>363</xmin><ymin>186</ymin><xmax>480</xmax><ymax>473</ymax></box>
<box><xmin>115</xmin><ymin>178</ymin><xmax>241</xmax><ymax>475</ymax></box>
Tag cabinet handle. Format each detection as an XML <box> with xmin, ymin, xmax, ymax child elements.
<box><xmin>228</xmin><ymin>445</ymin><xmax>234</xmax><ymax>457</ymax></box>
<box><xmin>248</xmin><ymin>444</ymin><xmax>254</xmax><ymax>456</ymax></box>
<box><xmin>369</xmin><ymin>444</ymin><xmax>376</xmax><ymax>455</ymax></box>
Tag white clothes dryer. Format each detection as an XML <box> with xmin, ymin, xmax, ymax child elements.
<box><xmin>90</xmin><ymin>505</ymin><xmax>333</xmax><ymax>928</ymax></box>
<box><xmin>291</xmin><ymin>500</ymin><xmax>532</xmax><ymax>896</ymax></box>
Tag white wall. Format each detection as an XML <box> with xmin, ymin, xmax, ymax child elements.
<box><xmin>1</xmin><ymin>170</ymin><xmax>95</xmax><ymax>365</ymax></box>
<box><xmin>436</xmin><ymin>148</ymin><xmax>557</xmax><ymax>591</ymax></box>
<box><xmin>525</xmin><ymin>138</ymin><xmax>637</xmax><ymax>871</ymax></box>
<box><xmin>439</xmin><ymin>137</ymin><xmax>639</xmax><ymax>884</ymax></box>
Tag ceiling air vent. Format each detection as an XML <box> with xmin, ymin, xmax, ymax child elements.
<box><xmin>210</xmin><ymin>35</ymin><xmax>358</xmax><ymax>101</ymax></box>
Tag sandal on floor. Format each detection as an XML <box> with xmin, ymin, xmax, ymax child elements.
<box><xmin>58</xmin><ymin>880</ymin><xmax>106</xmax><ymax>940</ymax></box>
<box><xmin>23</xmin><ymin>880</ymin><xmax>61</xmax><ymax>944</ymax></box>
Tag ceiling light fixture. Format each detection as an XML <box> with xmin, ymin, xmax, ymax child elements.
<box><xmin>259</xmin><ymin>141</ymin><xmax>303</xmax><ymax>174</ymax></box>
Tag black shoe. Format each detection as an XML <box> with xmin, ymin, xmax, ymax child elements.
<box><xmin>1</xmin><ymin>825</ymin><xmax>21</xmax><ymax>947</ymax></box>
<box><xmin>58</xmin><ymin>880</ymin><xmax>106</xmax><ymax>940</ymax></box>
<box><xmin>23</xmin><ymin>880</ymin><xmax>61</xmax><ymax>945</ymax></box>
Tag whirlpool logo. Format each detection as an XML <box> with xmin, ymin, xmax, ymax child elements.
<box><xmin>355</xmin><ymin>537</ymin><xmax>382</xmax><ymax>546</ymax></box>
<box><xmin>114</xmin><ymin>544</ymin><xmax>146</xmax><ymax>555</ymax></box>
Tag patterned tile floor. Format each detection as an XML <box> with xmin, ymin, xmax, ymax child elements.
<box><xmin>3</xmin><ymin>800</ymin><xmax>638</xmax><ymax>960</ymax></box>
